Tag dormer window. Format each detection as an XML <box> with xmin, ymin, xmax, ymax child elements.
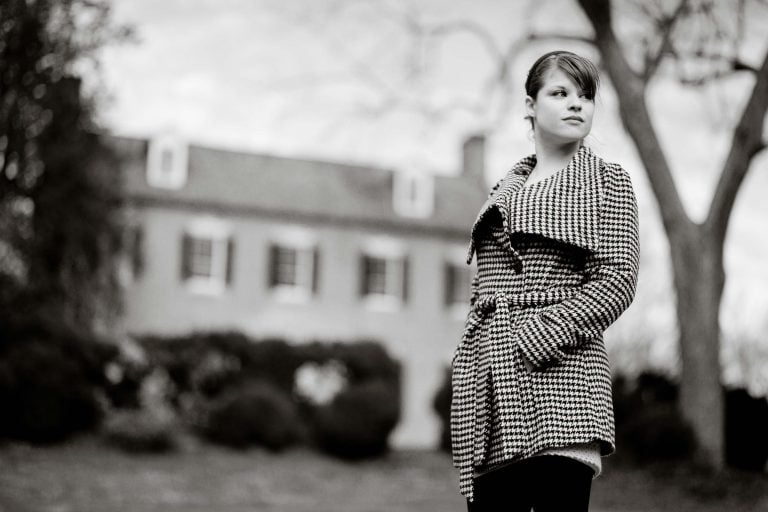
<box><xmin>161</xmin><ymin>148</ymin><xmax>174</xmax><ymax>174</ymax></box>
<box><xmin>147</xmin><ymin>134</ymin><xmax>188</xmax><ymax>189</ymax></box>
<box><xmin>393</xmin><ymin>171</ymin><xmax>434</xmax><ymax>218</ymax></box>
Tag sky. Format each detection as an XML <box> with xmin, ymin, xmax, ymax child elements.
<box><xmin>93</xmin><ymin>0</ymin><xmax>768</xmax><ymax>392</ymax></box>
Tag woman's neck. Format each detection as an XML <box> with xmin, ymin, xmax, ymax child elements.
<box><xmin>531</xmin><ymin>138</ymin><xmax>582</xmax><ymax>179</ymax></box>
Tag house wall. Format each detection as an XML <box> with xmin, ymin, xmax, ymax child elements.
<box><xmin>122</xmin><ymin>203</ymin><xmax>474</xmax><ymax>448</ymax></box>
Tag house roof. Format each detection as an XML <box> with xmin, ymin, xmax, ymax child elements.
<box><xmin>110</xmin><ymin>135</ymin><xmax>487</xmax><ymax>237</ymax></box>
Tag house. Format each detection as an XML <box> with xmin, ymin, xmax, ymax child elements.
<box><xmin>112</xmin><ymin>133</ymin><xmax>489</xmax><ymax>448</ymax></box>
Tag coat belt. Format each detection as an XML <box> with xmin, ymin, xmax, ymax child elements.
<box><xmin>474</xmin><ymin>288</ymin><xmax>574</xmax><ymax>313</ymax></box>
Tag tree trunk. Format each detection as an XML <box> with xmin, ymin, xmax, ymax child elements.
<box><xmin>670</xmin><ymin>223</ymin><xmax>725</xmax><ymax>468</ymax></box>
<box><xmin>577</xmin><ymin>0</ymin><xmax>734</xmax><ymax>470</ymax></box>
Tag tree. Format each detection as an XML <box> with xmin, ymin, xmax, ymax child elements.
<box><xmin>0</xmin><ymin>0</ymin><xmax>129</xmax><ymax>337</ymax></box>
<box><xmin>279</xmin><ymin>0</ymin><xmax>768</xmax><ymax>469</ymax></box>
<box><xmin>576</xmin><ymin>0</ymin><xmax>768</xmax><ymax>470</ymax></box>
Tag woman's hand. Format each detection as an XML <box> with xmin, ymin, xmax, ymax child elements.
<box><xmin>523</xmin><ymin>356</ymin><xmax>535</xmax><ymax>372</ymax></box>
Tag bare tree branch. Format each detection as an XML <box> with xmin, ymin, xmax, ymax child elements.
<box><xmin>428</xmin><ymin>21</ymin><xmax>504</xmax><ymax>62</ymax></box>
<box><xmin>525</xmin><ymin>32</ymin><xmax>595</xmax><ymax>46</ymax></box>
<box><xmin>642</xmin><ymin>0</ymin><xmax>690</xmax><ymax>81</ymax></box>
<box><xmin>688</xmin><ymin>51</ymin><xmax>758</xmax><ymax>72</ymax></box>
<box><xmin>351</xmin><ymin>94</ymin><xmax>487</xmax><ymax>124</ymax></box>
<box><xmin>578</xmin><ymin>0</ymin><xmax>691</xmax><ymax>234</ymax></box>
<box><xmin>678</xmin><ymin>67</ymin><xmax>748</xmax><ymax>86</ymax></box>
<box><xmin>487</xmin><ymin>38</ymin><xmax>531</xmax><ymax>130</ymax></box>
<box><xmin>707</xmin><ymin>50</ymin><xmax>768</xmax><ymax>244</ymax></box>
<box><xmin>673</xmin><ymin>51</ymin><xmax>759</xmax><ymax>86</ymax></box>
<box><xmin>422</xmin><ymin>18</ymin><xmax>520</xmax><ymax>130</ymax></box>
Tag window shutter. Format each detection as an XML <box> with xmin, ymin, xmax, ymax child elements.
<box><xmin>444</xmin><ymin>262</ymin><xmax>454</xmax><ymax>306</ymax></box>
<box><xmin>311</xmin><ymin>247</ymin><xmax>320</xmax><ymax>294</ymax></box>
<box><xmin>131</xmin><ymin>226</ymin><xmax>144</xmax><ymax>279</ymax></box>
<box><xmin>181</xmin><ymin>233</ymin><xmax>192</xmax><ymax>280</ymax></box>
<box><xmin>360</xmin><ymin>254</ymin><xmax>369</xmax><ymax>296</ymax></box>
<box><xmin>401</xmin><ymin>256</ymin><xmax>409</xmax><ymax>302</ymax></box>
<box><xmin>268</xmin><ymin>244</ymin><xmax>279</xmax><ymax>287</ymax></box>
<box><xmin>225</xmin><ymin>237</ymin><xmax>235</xmax><ymax>285</ymax></box>
<box><xmin>464</xmin><ymin>267</ymin><xmax>473</xmax><ymax>305</ymax></box>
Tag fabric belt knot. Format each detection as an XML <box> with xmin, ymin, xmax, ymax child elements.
<box><xmin>469</xmin><ymin>292</ymin><xmax>510</xmax><ymax>466</ymax></box>
<box><xmin>473</xmin><ymin>293</ymin><xmax>499</xmax><ymax>316</ymax></box>
<box><xmin>452</xmin><ymin>290</ymin><xmax>512</xmax><ymax>501</ymax></box>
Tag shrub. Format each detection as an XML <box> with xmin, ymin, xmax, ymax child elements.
<box><xmin>138</xmin><ymin>332</ymin><xmax>248</xmax><ymax>399</ymax></box>
<box><xmin>432</xmin><ymin>367</ymin><xmax>452</xmax><ymax>452</ymax></box>
<box><xmin>201</xmin><ymin>380</ymin><xmax>302</xmax><ymax>451</ymax></box>
<box><xmin>138</xmin><ymin>333</ymin><xmax>303</xmax><ymax>399</ymax></box>
<box><xmin>0</xmin><ymin>323</ymin><xmax>116</xmax><ymax>443</ymax></box>
<box><xmin>103</xmin><ymin>337</ymin><xmax>152</xmax><ymax>409</ymax></box>
<box><xmin>613</xmin><ymin>371</ymin><xmax>696</xmax><ymax>464</ymax></box>
<box><xmin>101</xmin><ymin>408</ymin><xmax>177</xmax><ymax>453</ymax></box>
<box><xmin>101</xmin><ymin>365</ymin><xmax>179</xmax><ymax>453</ymax></box>
<box><xmin>243</xmin><ymin>338</ymin><xmax>303</xmax><ymax>393</ymax></box>
<box><xmin>725</xmin><ymin>388</ymin><xmax>768</xmax><ymax>471</ymax></box>
<box><xmin>619</xmin><ymin>402</ymin><xmax>696</xmax><ymax>463</ymax></box>
<box><xmin>334</xmin><ymin>341</ymin><xmax>400</xmax><ymax>385</ymax></box>
<box><xmin>312</xmin><ymin>379</ymin><xmax>400</xmax><ymax>459</ymax></box>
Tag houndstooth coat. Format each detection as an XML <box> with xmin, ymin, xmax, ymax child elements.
<box><xmin>450</xmin><ymin>145</ymin><xmax>639</xmax><ymax>500</ymax></box>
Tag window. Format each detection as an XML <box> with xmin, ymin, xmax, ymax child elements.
<box><xmin>161</xmin><ymin>148</ymin><xmax>174</xmax><ymax>174</ymax></box>
<box><xmin>268</xmin><ymin>243</ymin><xmax>318</xmax><ymax>302</ymax></box>
<box><xmin>360</xmin><ymin>238</ymin><xmax>408</xmax><ymax>311</ymax></box>
<box><xmin>187</xmin><ymin>237</ymin><xmax>215</xmax><ymax>278</ymax></box>
<box><xmin>362</xmin><ymin>256</ymin><xmax>389</xmax><ymax>296</ymax></box>
<box><xmin>147</xmin><ymin>134</ymin><xmax>188</xmax><ymax>189</ymax></box>
<box><xmin>180</xmin><ymin>219</ymin><xmax>233</xmax><ymax>295</ymax></box>
<box><xmin>393</xmin><ymin>171</ymin><xmax>434</xmax><ymax>218</ymax></box>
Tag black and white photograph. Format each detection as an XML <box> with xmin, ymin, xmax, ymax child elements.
<box><xmin>1</xmin><ymin>0</ymin><xmax>767</xmax><ymax>511</ymax></box>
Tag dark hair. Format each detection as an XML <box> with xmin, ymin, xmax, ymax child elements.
<box><xmin>525</xmin><ymin>50</ymin><xmax>600</xmax><ymax>101</ymax></box>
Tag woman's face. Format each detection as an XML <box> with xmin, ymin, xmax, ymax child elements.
<box><xmin>525</xmin><ymin>67</ymin><xmax>594</xmax><ymax>145</ymax></box>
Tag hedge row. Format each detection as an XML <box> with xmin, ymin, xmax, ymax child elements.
<box><xmin>132</xmin><ymin>332</ymin><xmax>402</xmax><ymax>458</ymax></box>
<box><xmin>0</xmin><ymin>325</ymin><xmax>402</xmax><ymax>460</ymax></box>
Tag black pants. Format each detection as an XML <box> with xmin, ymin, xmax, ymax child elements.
<box><xmin>467</xmin><ymin>456</ymin><xmax>593</xmax><ymax>512</ymax></box>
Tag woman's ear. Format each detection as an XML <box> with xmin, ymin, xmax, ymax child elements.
<box><xmin>525</xmin><ymin>95</ymin><xmax>535</xmax><ymax>119</ymax></box>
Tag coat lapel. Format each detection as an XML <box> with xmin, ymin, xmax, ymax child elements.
<box><xmin>465</xmin><ymin>156</ymin><xmax>533</xmax><ymax>264</ymax></box>
<box><xmin>466</xmin><ymin>146</ymin><xmax>603</xmax><ymax>264</ymax></box>
<box><xmin>507</xmin><ymin>146</ymin><xmax>603</xmax><ymax>252</ymax></box>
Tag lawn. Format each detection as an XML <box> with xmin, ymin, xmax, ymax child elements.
<box><xmin>1</xmin><ymin>437</ymin><xmax>766</xmax><ymax>512</ymax></box>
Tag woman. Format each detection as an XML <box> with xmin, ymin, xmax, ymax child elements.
<box><xmin>451</xmin><ymin>50</ymin><xmax>639</xmax><ymax>511</ymax></box>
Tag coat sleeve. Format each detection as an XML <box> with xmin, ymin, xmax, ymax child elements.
<box><xmin>514</xmin><ymin>164</ymin><xmax>640</xmax><ymax>369</ymax></box>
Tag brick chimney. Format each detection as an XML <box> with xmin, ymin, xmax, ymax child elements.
<box><xmin>462</xmin><ymin>134</ymin><xmax>485</xmax><ymax>183</ymax></box>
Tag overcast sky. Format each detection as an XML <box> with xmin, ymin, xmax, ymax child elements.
<box><xmin>94</xmin><ymin>0</ymin><xmax>768</xmax><ymax>388</ymax></box>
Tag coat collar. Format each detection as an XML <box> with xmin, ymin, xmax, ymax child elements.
<box><xmin>467</xmin><ymin>145</ymin><xmax>604</xmax><ymax>264</ymax></box>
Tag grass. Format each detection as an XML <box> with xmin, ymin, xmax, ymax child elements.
<box><xmin>0</xmin><ymin>436</ymin><xmax>766</xmax><ymax>512</ymax></box>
